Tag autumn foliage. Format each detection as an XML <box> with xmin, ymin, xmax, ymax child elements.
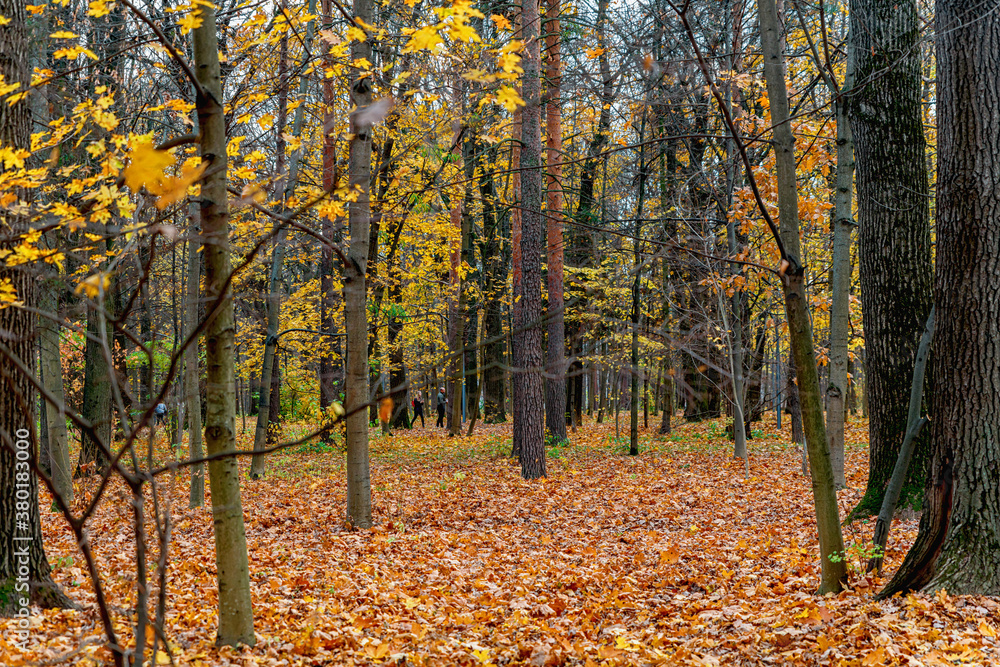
<box><xmin>4</xmin><ymin>417</ymin><xmax>999</xmax><ymax>665</ymax></box>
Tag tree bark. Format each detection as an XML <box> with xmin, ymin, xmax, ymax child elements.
<box><xmin>344</xmin><ymin>0</ymin><xmax>374</xmax><ymax>526</ymax></box>
<box><xmin>193</xmin><ymin>4</ymin><xmax>255</xmax><ymax>645</ymax></box>
<box><xmin>515</xmin><ymin>0</ymin><xmax>546</xmax><ymax>478</ymax></box>
<box><xmin>0</xmin><ymin>0</ymin><xmax>74</xmax><ymax>615</ymax></box>
<box><xmin>848</xmin><ymin>0</ymin><xmax>934</xmax><ymax>517</ymax></box>
<box><xmin>185</xmin><ymin>209</ymin><xmax>204</xmax><ymax>508</ymax></box>
<box><xmin>880</xmin><ymin>0</ymin><xmax>1000</xmax><ymax>596</ymax></box>
<box><xmin>544</xmin><ymin>0</ymin><xmax>567</xmax><ymax>444</ymax></box>
<box><xmin>758</xmin><ymin>0</ymin><xmax>847</xmax><ymax>594</ymax></box>
<box><xmin>38</xmin><ymin>287</ymin><xmax>71</xmax><ymax>504</ymax></box>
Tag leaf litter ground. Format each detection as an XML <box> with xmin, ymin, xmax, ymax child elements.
<box><xmin>4</xmin><ymin>415</ymin><xmax>999</xmax><ymax>666</ymax></box>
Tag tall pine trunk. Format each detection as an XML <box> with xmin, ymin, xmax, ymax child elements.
<box><xmin>515</xmin><ymin>0</ymin><xmax>546</xmax><ymax>478</ymax></box>
<box><xmin>544</xmin><ymin>0</ymin><xmax>567</xmax><ymax>443</ymax></box>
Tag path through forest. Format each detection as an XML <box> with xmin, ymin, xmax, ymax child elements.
<box><xmin>6</xmin><ymin>417</ymin><xmax>1000</xmax><ymax>665</ymax></box>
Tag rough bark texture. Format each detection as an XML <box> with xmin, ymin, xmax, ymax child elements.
<box><xmin>0</xmin><ymin>0</ymin><xmax>74</xmax><ymax>614</ymax></box>
<box><xmin>193</xmin><ymin>6</ymin><xmax>256</xmax><ymax>645</ymax></box>
<box><xmin>186</xmin><ymin>211</ymin><xmax>204</xmax><ymax>508</ymax></box>
<box><xmin>77</xmin><ymin>304</ymin><xmax>114</xmax><ymax>474</ymax></box>
<box><xmin>544</xmin><ymin>0</ymin><xmax>567</xmax><ymax>444</ymax></box>
<box><xmin>880</xmin><ymin>0</ymin><xmax>1000</xmax><ymax>597</ymax></box>
<box><xmin>38</xmin><ymin>286</ymin><xmax>71</xmax><ymax>504</ymax></box>
<box><xmin>758</xmin><ymin>0</ymin><xmax>847</xmax><ymax>594</ymax></box>
<box><xmin>515</xmin><ymin>0</ymin><xmax>546</xmax><ymax>478</ymax></box>
<box><xmin>848</xmin><ymin>0</ymin><xmax>934</xmax><ymax>517</ymax></box>
<box><xmin>344</xmin><ymin>0</ymin><xmax>374</xmax><ymax>526</ymax></box>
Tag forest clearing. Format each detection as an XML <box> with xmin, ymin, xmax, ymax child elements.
<box><xmin>5</xmin><ymin>416</ymin><xmax>999</xmax><ymax>666</ymax></box>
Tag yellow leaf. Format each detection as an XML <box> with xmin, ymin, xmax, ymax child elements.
<box><xmin>87</xmin><ymin>0</ymin><xmax>111</xmax><ymax>18</ymax></box>
<box><xmin>402</xmin><ymin>25</ymin><xmax>442</xmax><ymax>53</ymax></box>
<box><xmin>155</xmin><ymin>161</ymin><xmax>206</xmax><ymax>209</ymax></box>
<box><xmin>177</xmin><ymin>11</ymin><xmax>203</xmax><ymax>35</ymax></box>
<box><xmin>75</xmin><ymin>272</ymin><xmax>112</xmax><ymax>300</ymax></box>
<box><xmin>862</xmin><ymin>647</ymin><xmax>885</xmax><ymax>666</ymax></box>
<box><xmin>50</xmin><ymin>30</ymin><xmax>79</xmax><ymax>39</ymax></box>
<box><xmin>980</xmin><ymin>621</ymin><xmax>997</xmax><ymax>638</ymax></box>
<box><xmin>495</xmin><ymin>85</ymin><xmax>524</xmax><ymax>113</ymax></box>
<box><xmin>491</xmin><ymin>13</ymin><xmax>511</xmax><ymax>30</ymax></box>
<box><xmin>123</xmin><ymin>140</ymin><xmax>176</xmax><ymax>194</ymax></box>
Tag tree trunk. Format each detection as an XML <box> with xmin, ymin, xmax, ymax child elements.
<box><xmin>319</xmin><ymin>0</ymin><xmax>342</xmax><ymax>434</ymax></box>
<box><xmin>38</xmin><ymin>287</ymin><xmax>71</xmax><ymax>504</ymax></box>
<box><xmin>250</xmin><ymin>1</ymin><xmax>316</xmax><ymax>476</ymax></box>
<box><xmin>77</xmin><ymin>300</ymin><xmax>114</xmax><ymax>475</ymax></box>
<box><xmin>544</xmin><ymin>0</ymin><xmax>567</xmax><ymax>444</ymax></box>
<box><xmin>0</xmin><ymin>0</ymin><xmax>74</xmax><ymax>615</ymax></box>
<box><xmin>816</xmin><ymin>8</ymin><xmax>856</xmax><ymax>490</ymax></box>
<box><xmin>480</xmin><ymin>138</ymin><xmax>507</xmax><ymax>422</ymax></box>
<box><xmin>344</xmin><ymin>0</ymin><xmax>374</xmax><ymax>526</ymax></box>
<box><xmin>758</xmin><ymin>0</ymin><xmax>847</xmax><ymax>594</ymax></box>
<box><xmin>193</xmin><ymin>5</ymin><xmax>255</xmax><ymax>645</ymax></box>
<box><xmin>515</xmin><ymin>0</ymin><xmax>546</xmax><ymax>478</ymax></box>
<box><xmin>185</xmin><ymin>210</ymin><xmax>204</xmax><ymax>508</ymax></box>
<box><xmin>880</xmin><ymin>0</ymin><xmax>1000</xmax><ymax>596</ymax></box>
<box><xmin>848</xmin><ymin>0</ymin><xmax>934</xmax><ymax>517</ymax></box>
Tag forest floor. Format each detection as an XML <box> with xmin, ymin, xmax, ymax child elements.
<box><xmin>4</xmin><ymin>414</ymin><xmax>1000</xmax><ymax>666</ymax></box>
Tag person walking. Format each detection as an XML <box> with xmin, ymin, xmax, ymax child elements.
<box><xmin>412</xmin><ymin>390</ymin><xmax>425</xmax><ymax>428</ymax></box>
<box><xmin>155</xmin><ymin>402</ymin><xmax>167</xmax><ymax>426</ymax></box>
<box><xmin>436</xmin><ymin>387</ymin><xmax>447</xmax><ymax>428</ymax></box>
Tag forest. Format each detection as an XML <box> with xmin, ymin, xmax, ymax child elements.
<box><xmin>1</xmin><ymin>0</ymin><xmax>999</xmax><ymax>663</ymax></box>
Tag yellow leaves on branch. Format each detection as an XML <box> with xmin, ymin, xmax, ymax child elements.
<box><xmin>52</xmin><ymin>45</ymin><xmax>98</xmax><ymax>61</ymax></box>
<box><xmin>495</xmin><ymin>86</ymin><xmax>524</xmax><ymax>113</ymax></box>
<box><xmin>0</xmin><ymin>278</ymin><xmax>20</xmax><ymax>308</ymax></box>
<box><xmin>177</xmin><ymin>10</ymin><xmax>204</xmax><ymax>35</ymax></box>
<box><xmin>123</xmin><ymin>139</ymin><xmax>205</xmax><ymax>210</ymax></box>
<box><xmin>401</xmin><ymin>0</ymin><xmax>484</xmax><ymax>53</ymax></box>
<box><xmin>74</xmin><ymin>272</ymin><xmax>112</xmax><ymax>300</ymax></box>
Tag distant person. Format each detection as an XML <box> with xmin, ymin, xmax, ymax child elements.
<box><xmin>155</xmin><ymin>402</ymin><xmax>167</xmax><ymax>426</ymax></box>
<box><xmin>412</xmin><ymin>390</ymin><xmax>425</xmax><ymax>428</ymax></box>
<box><xmin>436</xmin><ymin>387</ymin><xmax>447</xmax><ymax>428</ymax></box>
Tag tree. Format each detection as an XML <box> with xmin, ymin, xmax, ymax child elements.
<box><xmin>755</xmin><ymin>0</ymin><xmax>847</xmax><ymax>593</ymax></box>
<box><xmin>544</xmin><ymin>0</ymin><xmax>567</xmax><ymax>444</ymax></box>
<box><xmin>880</xmin><ymin>0</ymin><xmax>1000</xmax><ymax>597</ymax></box>
<box><xmin>0</xmin><ymin>0</ymin><xmax>74</xmax><ymax>615</ymax></box>
<box><xmin>848</xmin><ymin>0</ymin><xmax>934</xmax><ymax>516</ymax></box>
<box><xmin>185</xmin><ymin>210</ymin><xmax>204</xmax><ymax>509</ymax></box>
<box><xmin>515</xmin><ymin>0</ymin><xmax>546</xmax><ymax>479</ymax></box>
<box><xmin>192</xmin><ymin>3</ymin><xmax>255</xmax><ymax>646</ymax></box>
<box><xmin>344</xmin><ymin>0</ymin><xmax>375</xmax><ymax>526</ymax></box>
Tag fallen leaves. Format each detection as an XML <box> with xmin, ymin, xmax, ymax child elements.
<box><xmin>3</xmin><ymin>416</ymin><xmax>1000</xmax><ymax>666</ymax></box>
